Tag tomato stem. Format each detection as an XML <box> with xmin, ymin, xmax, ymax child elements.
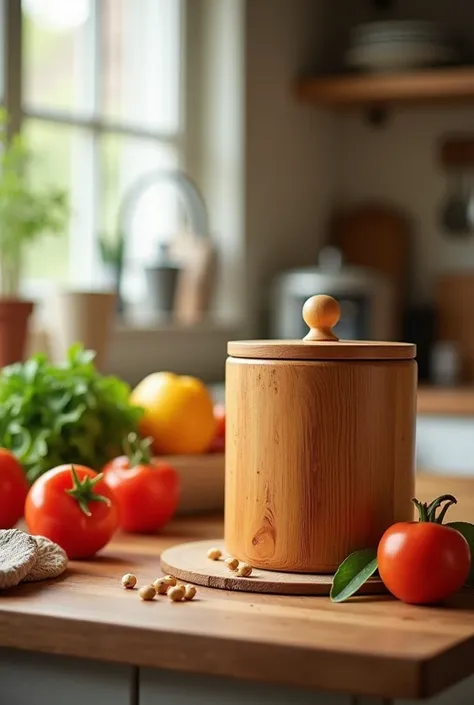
<box><xmin>123</xmin><ymin>432</ymin><xmax>153</xmax><ymax>467</ymax></box>
<box><xmin>412</xmin><ymin>494</ymin><xmax>457</xmax><ymax>524</ymax></box>
<box><xmin>66</xmin><ymin>465</ymin><xmax>111</xmax><ymax>517</ymax></box>
<box><xmin>431</xmin><ymin>495</ymin><xmax>458</xmax><ymax>524</ymax></box>
<box><xmin>413</xmin><ymin>498</ymin><xmax>428</xmax><ymax>522</ymax></box>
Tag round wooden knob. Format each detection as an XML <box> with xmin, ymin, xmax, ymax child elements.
<box><xmin>302</xmin><ymin>295</ymin><xmax>340</xmax><ymax>342</ymax></box>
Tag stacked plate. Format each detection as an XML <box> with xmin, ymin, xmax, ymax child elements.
<box><xmin>345</xmin><ymin>21</ymin><xmax>458</xmax><ymax>72</ymax></box>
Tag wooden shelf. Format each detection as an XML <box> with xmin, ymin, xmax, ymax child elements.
<box><xmin>295</xmin><ymin>66</ymin><xmax>474</xmax><ymax>108</ymax></box>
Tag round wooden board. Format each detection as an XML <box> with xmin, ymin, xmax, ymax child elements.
<box><xmin>160</xmin><ymin>540</ymin><xmax>386</xmax><ymax>596</ymax></box>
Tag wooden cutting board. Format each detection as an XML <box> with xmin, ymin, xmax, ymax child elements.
<box><xmin>331</xmin><ymin>203</ymin><xmax>410</xmax><ymax>337</ymax></box>
<box><xmin>160</xmin><ymin>539</ymin><xmax>386</xmax><ymax>596</ymax></box>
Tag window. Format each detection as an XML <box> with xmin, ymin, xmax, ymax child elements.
<box><xmin>5</xmin><ymin>0</ymin><xmax>184</xmax><ymax>306</ymax></box>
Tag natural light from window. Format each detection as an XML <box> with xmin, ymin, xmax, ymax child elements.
<box><xmin>19</xmin><ymin>0</ymin><xmax>183</xmax><ymax>306</ymax></box>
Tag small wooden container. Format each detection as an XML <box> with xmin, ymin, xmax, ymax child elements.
<box><xmin>225</xmin><ymin>294</ymin><xmax>417</xmax><ymax>573</ymax></box>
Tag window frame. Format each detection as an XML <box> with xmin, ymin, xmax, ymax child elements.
<box><xmin>3</xmin><ymin>0</ymin><xmax>186</xmax><ymax>293</ymax></box>
<box><xmin>2</xmin><ymin>0</ymin><xmax>244</xmax><ymax>385</ymax></box>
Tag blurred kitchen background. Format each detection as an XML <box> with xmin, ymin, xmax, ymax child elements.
<box><xmin>3</xmin><ymin>0</ymin><xmax>474</xmax><ymax>475</ymax></box>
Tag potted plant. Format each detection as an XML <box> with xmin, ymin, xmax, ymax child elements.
<box><xmin>99</xmin><ymin>231</ymin><xmax>125</xmax><ymax>314</ymax></box>
<box><xmin>0</xmin><ymin>109</ymin><xmax>68</xmax><ymax>366</ymax></box>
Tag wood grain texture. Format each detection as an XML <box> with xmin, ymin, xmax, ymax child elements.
<box><xmin>227</xmin><ymin>340</ymin><xmax>416</xmax><ymax>361</ymax></box>
<box><xmin>417</xmin><ymin>386</ymin><xmax>474</xmax><ymax>416</ymax></box>
<box><xmin>160</xmin><ymin>539</ymin><xmax>386</xmax><ymax>596</ymax></box>
<box><xmin>225</xmin><ymin>358</ymin><xmax>416</xmax><ymax>572</ymax></box>
<box><xmin>295</xmin><ymin>67</ymin><xmax>474</xmax><ymax>108</ymax></box>
<box><xmin>2</xmin><ymin>474</ymin><xmax>474</xmax><ymax>700</ymax></box>
<box><xmin>437</xmin><ymin>274</ymin><xmax>474</xmax><ymax>383</ymax></box>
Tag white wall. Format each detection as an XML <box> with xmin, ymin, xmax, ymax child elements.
<box><xmin>186</xmin><ymin>0</ymin><xmax>338</xmax><ymax>336</ymax></box>
<box><xmin>330</xmin><ymin>0</ymin><xmax>474</xmax><ymax>305</ymax></box>
<box><xmin>185</xmin><ymin>0</ymin><xmax>245</xmax><ymax>325</ymax></box>
<box><xmin>245</xmin><ymin>0</ymin><xmax>336</xmax><ymax>334</ymax></box>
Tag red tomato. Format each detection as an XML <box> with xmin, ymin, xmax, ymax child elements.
<box><xmin>0</xmin><ymin>449</ymin><xmax>28</xmax><ymax>529</ymax></box>
<box><xmin>25</xmin><ymin>464</ymin><xmax>119</xmax><ymax>559</ymax></box>
<box><xmin>214</xmin><ymin>403</ymin><xmax>225</xmax><ymax>437</ymax></box>
<box><xmin>378</xmin><ymin>495</ymin><xmax>470</xmax><ymax>605</ymax></box>
<box><xmin>208</xmin><ymin>403</ymin><xmax>225</xmax><ymax>453</ymax></box>
<box><xmin>102</xmin><ymin>455</ymin><xmax>129</xmax><ymax>474</ymax></box>
<box><xmin>103</xmin><ymin>457</ymin><xmax>180</xmax><ymax>533</ymax></box>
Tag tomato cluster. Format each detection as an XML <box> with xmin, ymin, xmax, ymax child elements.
<box><xmin>0</xmin><ymin>433</ymin><xmax>181</xmax><ymax>559</ymax></box>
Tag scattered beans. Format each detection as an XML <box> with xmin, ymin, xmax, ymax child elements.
<box><xmin>153</xmin><ymin>578</ymin><xmax>168</xmax><ymax>595</ymax></box>
<box><xmin>236</xmin><ymin>563</ymin><xmax>252</xmax><ymax>577</ymax></box>
<box><xmin>121</xmin><ymin>573</ymin><xmax>137</xmax><ymax>589</ymax></box>
<box><xmin>207</xmin><ymin>547</ymin><xmax>222</xmax><ymax>560</ymax></box>
<box><xmin>184</xmin><ymin>584</ymin><xmax>197</xmax><ymax>601</ymax></box>
<box><xmin>138</xmin><ymin>585</ymin><xmax>156</xmax><ymax>601</ymax></box>
<box><xmin>225</xmin><ymin>557</ymin><xmax>239</xmax><ymax>571</ymax></box>
<box><xmin>168</xmin><ymin>584</ymin><xmax>186</xmax><ymax>602</ymax></box>
<box><xmin>124</xmin><ymin>574</ymin><xmax>197</xmax><ymax>604</ymax></box>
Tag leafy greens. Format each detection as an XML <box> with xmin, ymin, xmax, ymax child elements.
<box><xmin>0</xmin><ymin>343</ymin><xmax>143</xmax><ymax>483</ymax></box>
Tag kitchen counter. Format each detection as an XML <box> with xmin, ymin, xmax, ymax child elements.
<box><xmin>3</xmin><ymin>473</ymin><xmax>474</xmax><ymax>705</ymax></box>
<box><xmin>418</xmin><ymin>386</ymin><xmax>474</xmax><ymax>415</ymax></box>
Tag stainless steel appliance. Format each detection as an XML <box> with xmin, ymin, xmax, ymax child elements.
<box><xmin>271</xmin><ymin>247</ymin><xmax>396</xmax><ymax>340</ymax></box>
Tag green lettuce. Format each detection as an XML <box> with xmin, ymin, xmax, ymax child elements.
<box><xmin>0</xmin><ymin>343</ymin><xmax>143</xmax><ymax>483</ymax></box>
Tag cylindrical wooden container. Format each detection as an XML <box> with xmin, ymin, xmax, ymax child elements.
<box><xmin>225</xmin><ymin>295</ymin><xmax>417</xmax><ymax>573</ymax></box>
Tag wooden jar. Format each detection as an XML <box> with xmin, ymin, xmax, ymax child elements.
<box><xmin>225</xmin><ymin>295</ymin><xmax>417</xmax><ymax>573</ymax></box>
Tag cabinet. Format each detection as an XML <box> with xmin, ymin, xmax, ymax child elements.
<box><xmin>139</xmin><ymin>668</ymin><xmax>350</xmax><ymax>705</ymax></box>
<box><xmin>395</xmin><ymin>674</ymin><xmax>474</xmax><ymax>705</ymax></box>
<box><xmin>0</xmin><ymin>648</ymin><xmax>135</xmax><ymax>705</ymax></box>
<box><xmin>2</xmin><ymin>650</ymin><xmax>474</xmax><ymax>705</ymax></box>
<box><xmin>358</xmin><ymin>675</ymin><xmax>474</xmax><ymax>704</ymax></box>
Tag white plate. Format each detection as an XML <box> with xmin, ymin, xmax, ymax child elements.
<box><xmin>345</xmin><ymin>44</ymin><xmax>457</xmax><ymax>72</ymax></box>
<box><xmin>351</xmin><ymin>20</ymin><xmax>446</xmax><ymax>46</ymax></box>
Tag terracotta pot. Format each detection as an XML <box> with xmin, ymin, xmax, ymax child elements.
<box><xmin>0</xmin><ymin>299</ymin><xmax>34</xmax><ymax>367</ymax></box>
<box><xmin>48</xmin><ymin>291</ymin><xmax>116</xmax><ymax>370</ymax></box>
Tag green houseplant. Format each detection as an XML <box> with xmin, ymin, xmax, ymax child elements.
<box><xmin>98</xmin><ymin>231</ymin><xmax>125</xmax><ymax>313</ymax></box>
<box><xmin>0</xmin><ymin>109</ymin><xmax>68</xmax><ymax>365</ymax></box>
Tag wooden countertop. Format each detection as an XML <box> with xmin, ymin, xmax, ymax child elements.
<box><xmin>3</xmin><ymin>474</ymin><xmax>474</xmax><ymax>700</ymax></box>
<box><xmin>418</xmin><ymin>386</ymin><xmax>474</xmax><ymax>415</ymax></box>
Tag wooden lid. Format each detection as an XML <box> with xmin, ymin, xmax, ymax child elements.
<box><xmin>228</xmin><ymin>294</ymin><xmax>416</xmax><ymax>361</ymax></box>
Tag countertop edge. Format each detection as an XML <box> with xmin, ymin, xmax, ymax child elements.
<box><xmin>0</xmin><ymin>609</ymin><xmax>441</xmax><ymax>700</ymax></box>
<box><xmin>422</xmin><ymin>636</ymin><xmax>474</xmax><ymax>699</ymax></box>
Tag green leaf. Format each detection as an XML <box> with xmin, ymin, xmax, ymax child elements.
<box><xmin>0</xmin><ymin>343</ymin><xmax>143</xmax><ymax>481</ymax></box>
<box><xmin>0</xmin><ymin>110</ymin><xmax>69</xmax><ymax>297</ymax></box>
<box><xmin>446</xmin><ymin>521</ymin><xmax>474</xmax><ymax>586</ymax></box>
<box><xmin>330</xmin><ymin>549</ymin><xmax>378</xmax><ymax>603</ymax></box>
